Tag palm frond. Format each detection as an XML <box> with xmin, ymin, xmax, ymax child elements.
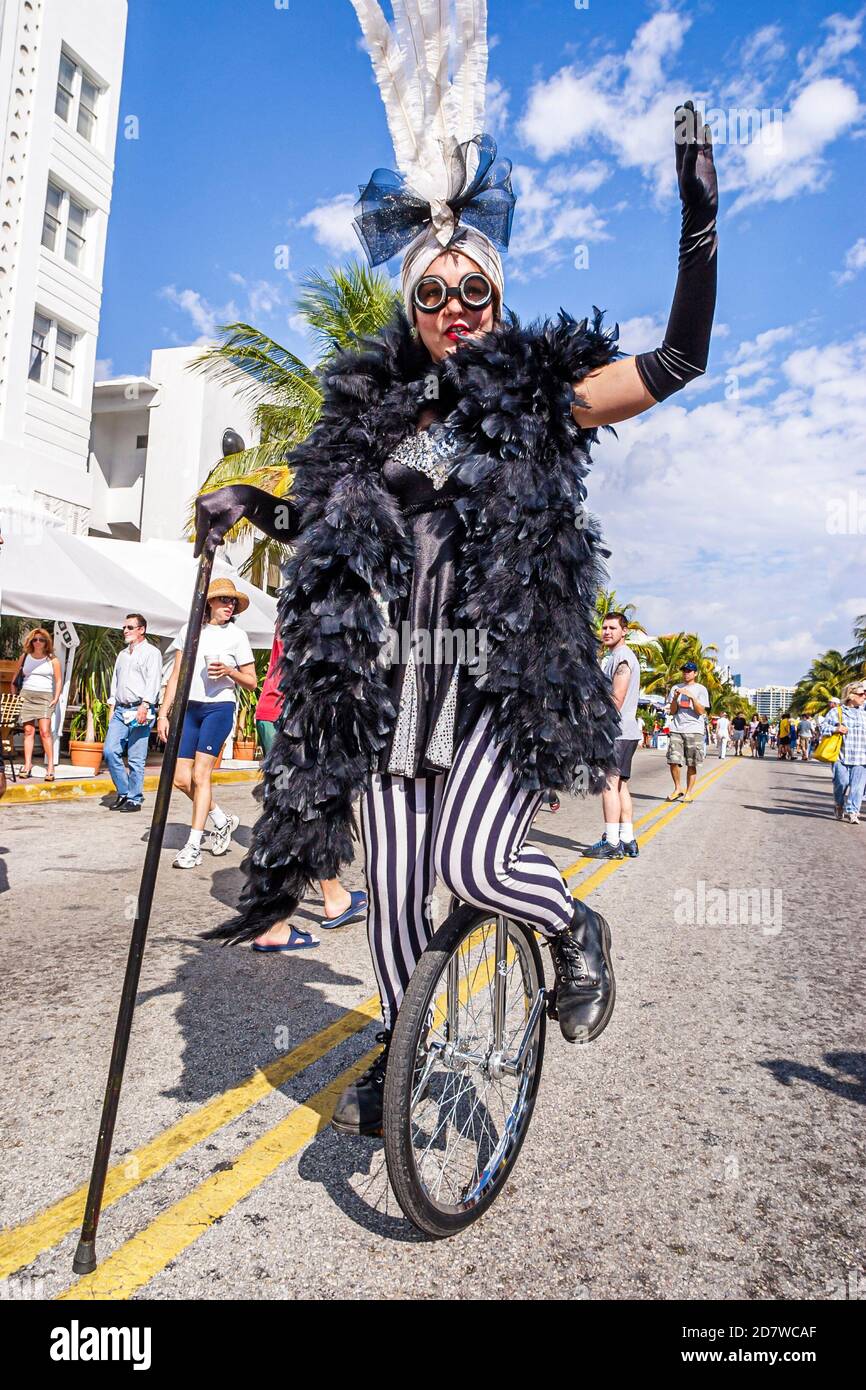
<box><xmin>190</xmin><ymin>323</ymin><xmax>321</xmax><ymax>414</ymax></box>
<box><xmin>297</xmin><ymin>262</ymin><xmax>400</xmax><ymax>360</ymax></box>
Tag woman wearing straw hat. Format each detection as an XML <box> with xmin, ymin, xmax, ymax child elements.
<box><xmin>158</xmin><ymin>579</ymin><xmax>258</xmax><ymax>869</ymax></box>
<box><xmin>194</xmin><ymin>0</ymin><xmax>719</xmax><ymax>1137</ymax></box>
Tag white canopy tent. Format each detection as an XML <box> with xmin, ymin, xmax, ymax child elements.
<box><xmin>1</xmin><ymin>527</ymin><xmax>278</xmax><ymax>770</ymax></box>
<box><xmin>0</xmin><ymin>532</ymin><xmax>277</xmax><ymax>645</ymax></box>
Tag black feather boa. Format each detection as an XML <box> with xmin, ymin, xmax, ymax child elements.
<box><xmin>208</xmin><ymin>307</ymin><xmax>623</xmax><ymax>942</ymax></box>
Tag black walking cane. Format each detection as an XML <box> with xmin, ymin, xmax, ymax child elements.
<box><xmin>72</xmin><ymin>547</ymin><xmax>215</xmax><ymax>1274</ymax></box>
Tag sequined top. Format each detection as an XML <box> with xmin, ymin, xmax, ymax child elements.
<box><xmin>378</xmin><ymin>424</ymin><xmax>476</xmax><ymax>777</ymax></box>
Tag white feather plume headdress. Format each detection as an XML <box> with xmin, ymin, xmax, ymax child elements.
<box><xmin>349</xmin><ymin>0</ymin><xmax>515</xmax><ymax>289</ymax></box>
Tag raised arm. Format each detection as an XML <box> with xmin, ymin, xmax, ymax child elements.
<box><xmin>573</xmin><ymin>101</ymin><xmax>718</xmax><ymax>429</ymax></box>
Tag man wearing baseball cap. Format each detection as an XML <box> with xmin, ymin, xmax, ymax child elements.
<box><xmin>666</xmin><ymin>662</ymin><xmax>710</xmax><ymax>803</ymax></box>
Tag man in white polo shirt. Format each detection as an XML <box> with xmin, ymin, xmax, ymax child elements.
<box><xmin>104</xmin><ymin>613</ymin><xmax>163</xmax><ymax>812</ymax></box>
<box><xmin>586</xmin><ymin>612</ymin><xmax>642</xmax><ymax>860</ymax></box>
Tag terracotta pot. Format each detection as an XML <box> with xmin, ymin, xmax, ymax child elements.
<box><xmin>233</xmin><ymin>740</ymin><xmax>258</xmax><ymax>761</ymax></box>
<box><xmin>69</xmin><ymin>739</ymin><xmax>105</xmax><ymax>771</ymax></box>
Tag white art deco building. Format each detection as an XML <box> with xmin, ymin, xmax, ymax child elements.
<box><xmin>0</xmin><ymin>0</ymin><xmax>127</xmax><ymax>532</ymax></box>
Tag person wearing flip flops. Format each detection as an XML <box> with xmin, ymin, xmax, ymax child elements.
<box><xmin>666</xmin><ymin>662</ymin><xmax>710</xmax><ymax>803</ymax></box>
<box><xmin>249</xmin><ymin>631</ymin><xmax>368</xmax><ymax>953</ymax></box>
<box><xmin>158</xmin><ymin>579</ymin><xmax>257</xmax><ymax>869</ymax></box>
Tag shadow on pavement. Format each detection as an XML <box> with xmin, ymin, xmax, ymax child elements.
<box><xmin>759</xmin><ymin>1052</ymin><xmax>866</xmax><ymax>1106</ymax></box>
<box><xmin>142</xmin><ymin>821</ymin><xmax>254</xmax><ymax>852</ymax></box>
<box><xmin>134</xmin><ymin>933</ymin><xmax>366</xmax><ymax>1106</ymax></box>
<box><xmin>297</xmin><ymin>1127</ymin><xmax>424</xmax><ymax>1243</ymax></box>
<box><xmin>741</xmin><ymin>803</ymin><xmax>836</xmax><ymax>819</ymax></box>
<box><xmin>0</xmin><ymin>846</ymin><xmax>8</xmax><ymax>895</ymax></box>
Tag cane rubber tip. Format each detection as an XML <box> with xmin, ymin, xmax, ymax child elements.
<box><xmin>72</xmin><ymin>1239</ymin><xmax>97</xmax><ymax>1275</ymax></box>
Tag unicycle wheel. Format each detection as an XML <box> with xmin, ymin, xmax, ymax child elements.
<box><xmin>383</xmin><ymin>904</ymin><xmax>546</xmax><ymax>1238</ymax></box>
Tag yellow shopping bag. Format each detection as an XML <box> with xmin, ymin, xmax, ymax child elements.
<box><xmin>813</xmin><ymin>727</ymin><xmax>842</xmax><ymax>763</ymax></box>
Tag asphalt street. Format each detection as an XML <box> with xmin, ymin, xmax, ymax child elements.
<box><xmin>1</xmin><ymin>745</ymin><xmax>863</xmax><ymax>1301</ymax></box>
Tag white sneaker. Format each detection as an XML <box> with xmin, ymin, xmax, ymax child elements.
<box><xmin>843</xmin><ymin>811</ymin><xmax>860</xmax><ymax>825</ymax></box>
<box><xmin>173</xmin><ymin>841</ymin><xmax>203</xmax><ymax>869</ymax></box>
<box><xmin>208</xmin><ymin>813</ymin><xmax>239</xmax><ymax>856</ymax></box>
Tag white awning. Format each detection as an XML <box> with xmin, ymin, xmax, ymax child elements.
<box><xmin>0</xmin><ymin>530</ymin><xmax>277</xmax><ymax>646</ymax></box>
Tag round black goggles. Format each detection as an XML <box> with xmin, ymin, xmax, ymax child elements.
<box><xmin>412</xmin><ymin>271</ymin><xmax>494</xmax><ymax>315</ymax></box>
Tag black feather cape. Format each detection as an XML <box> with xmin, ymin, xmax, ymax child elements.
<box><xmin>209</xmin><ymin>307</ymin><xmax>623</xmax><ymax>942</ymax></box>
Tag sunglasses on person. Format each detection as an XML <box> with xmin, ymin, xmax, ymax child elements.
<box><xmin>412</xmin><ymin>271</ymin><xmax>494</xmax><ymax>315</ymax></box>
<box><xmin>122</xmin><ymin>623</ymin><xmax>140</xmax><ymax>631</ymax></box>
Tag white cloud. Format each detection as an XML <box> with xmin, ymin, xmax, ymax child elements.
<box><xmin>160</xmin><ymin>286</ymin><xmax>238</xmax><ymax>343</ymax></box>
<box><xmin>485</xmin><ymin>78</ymin><xmax>510</xmax><ymax>135</ymax></box>
<box><xmin>508</xmin><ymin>163</ymin><xmax>609</xmax><ymax>279</ymax></box>
<box><xmin>298</xmin><ymin>193</ymin><xmax>359</xmax><ymax>256</ymax></box>
<box><xmin>727</xmin><ymin>77</ymin><xmax>863</xmax><ymax>214</ymax></box>
<box><xmin>796</xmin><ymin>9</ymin><xmax>864</xmax><ymax>86</ymax></box>
<box><xmin>834</xmin><ymin>236</ymin><xmax>866</xmax><ymax>285</ymax></box>
<box><xmin>517</xmin><ymin>6</ymin><xmax>864</xmax><ymax>219</ymax></box>
<box><xmin>728</xmin><ymin>325</ymin><xmax>795</xmax><ymax>378</ymax></box>
<box><xmin>623</xmin><ymin>8</ymin><xmax>689</xmax><ymax>98</ymax></box>
<box><xmin>741</xmin><ymin>24</ymin><xmax>786</xmax><ymax>69</ymax></box>
<box><xmin>591</xmin><ymin>330</ymin><xmax>866</xmax><ymax>685</ymax></box>
<box><xmin>228</xmin><ymin>273</ymin><xmax>286</xmax><ymax>318</ymax></box>
<box><xmin>616</xmin><ymin>314</ymin><xmax>665</xmax><ymax>356</ymax></box>
<box><xmin>93</xmin><ymin>358</ymin><xmax>114</xmax><ymax>382</ymax></box>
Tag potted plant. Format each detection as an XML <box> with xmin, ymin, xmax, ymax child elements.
<box><xmin>68</xmin><ymin>625</ymin><xmax>122</xmax><ymax>770</ymax></box>
<box><xmin>69</xmin><ymin>696</ymin><xmax>111</xmax><ymax>770</ymax></box>
<box><xmin>233</xmin><ymin>683</ymin><xmax>260</xmax><ymax>762</ymax></box>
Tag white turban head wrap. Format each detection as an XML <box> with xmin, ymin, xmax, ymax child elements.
<box><xmin>401</xmin><ymin>224</ymin><xmax>505</xmax><ymax>323</ymax></box>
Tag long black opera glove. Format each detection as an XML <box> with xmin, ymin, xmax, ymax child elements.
<box><xmin>193</xmin><ymin>484</ymin><xmax>299</xmax><ymax>557</ymax></box>
<box><xmin>636</xmin><ymin>101</ymin><xmax>718</xmax><ymax>402</ymax></box>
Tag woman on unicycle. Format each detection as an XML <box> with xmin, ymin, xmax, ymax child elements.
<box><xmin>195</xmin><ymin>0</ymin><xmax>718</xmax><ymax>1232</ymax></box>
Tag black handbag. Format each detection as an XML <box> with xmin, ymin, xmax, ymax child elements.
<box><xmin>13</xmin><ymin>666</ymin><xmax>24</xmax><ymax>695</ymax></box>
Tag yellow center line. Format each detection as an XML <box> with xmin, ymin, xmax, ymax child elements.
<box><xmin>570</xmin><ymin>759</ymin><xmax>738</xmax><ymax>898</ymax></box>
<box><xmin>54</xmin><ymin>759</ymin><xmax>740</xmax><ymax>1301</ymax></box>
<box><xmin>58</xmin><ymin>1048</ymin><xmax>381</xmax><ymax>1302</ymax></box>
<box><xmin>3</xmin><ymin>758</ymin><xmax>739</xmax><ymax>1289</ymax></box>
<box><xmin>0</xmin><ymin>996</ymin><xmax>381</xmax><ymax>1280</ymax></box>
<box><xmin>560</xmin><ymin>760</ymin><xmax>732</xmax><ymax>880</ymax></box>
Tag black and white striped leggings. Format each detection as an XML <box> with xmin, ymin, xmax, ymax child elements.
<box><xmin>360</xmin><ymin>704</ymin><xmax>574</xmax><ymax>1030</ymax></box>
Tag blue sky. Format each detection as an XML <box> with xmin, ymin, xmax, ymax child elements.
<box><xmin>98</xmin><ymin>0</ymin><xmax>866</xmax><ymax>686</ymax></box>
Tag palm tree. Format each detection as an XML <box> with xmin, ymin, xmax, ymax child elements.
<box><xmin>594</xmin><ymin>588</ymin><xmax>641</xmax><ymax>635</ymax></box>
<box><xmin>845</xmin><ymin>613</ymin><xmax>866</xmax><ymax>676</ymax></box>
<box><xmin>185</xmin><ymin>262</ymin><xmax>400</xmax><ymax>583</ymax></box>
<box><xmin>641</xmin><ymin>632</ymin><xmax>720</xmax><ymax>704</ymax></box>
<box><xmin>70</xmin><ymin>625</ymin><xmax>124</xmax><ymax>743</ymax></box>
<box><xmin>788</xmin><ymin>649</ymin><xmax>855</xmax><ymax>715</ymax></box>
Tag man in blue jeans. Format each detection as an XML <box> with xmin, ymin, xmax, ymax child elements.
<box><xmin>104</xmin><ymin>613</ymin><xmax>163</xmax><ymax>812</ymax></box>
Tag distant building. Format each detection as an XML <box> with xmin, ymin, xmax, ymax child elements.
<box><xmin>0</xmin><ymin>0</ymin><xmax>128</xmax><ymax>531</ymax></box>
<box><xmin>753</xmin><ymin>686</ymin><xmax>796</xmax><ymax>720</ymax></box>
<box><xmin>90</xmin><ymin>345</ymin><xmax>261</xmax><ymax>566</ymax></box>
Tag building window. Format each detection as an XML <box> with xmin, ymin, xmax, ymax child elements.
<box><xmin>41</xmin><ymin>183</ymin><xmax>63</xmax><ymax>252</ymax></box>
<box><xmin>65</xmin><ymin>197</ymin><xmax>88</xmax><ymax>267</ymax></box>
<box><xmin>41</xmin><ymin>182</ymin><xmax>89</xmax><ymax>269</ymax></box>
<box><xmin>55</xmin><ymin>50</ymin><xmax>101</xmax><ymax>144</ymax></box>
<box><xmin>27</xmin><ymin>311</ymin><xmax>78</xmax><ymax>397</ymax></box>
<box><xmin>29</xmin><ymin>313</ymin><xmax>51</xmax><ymax>385</ymax></box>
<box><xmin>54</xmin><ymin>327</ymin><xmax>77</xmax><ymax>395</ymax></box>
<box><xmin>55</xmin><ymin>54</ymin><xmax>76</xmax><ymax>123</ymax></box>
<box><xmin>135</xmin><ymin>435</ymin><xmax>149</xmax><ymax>450</ymax></box>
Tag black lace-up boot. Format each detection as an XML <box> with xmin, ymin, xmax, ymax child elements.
<box><xmin>547</xmin><ymin>902</ymin><xmax>615</xmax><ymax>1043</ymax></box>
<box><xmin>331</xmin><ymin>1030</ymin><xmax>391</xmax><ymax>1136</ymax></box>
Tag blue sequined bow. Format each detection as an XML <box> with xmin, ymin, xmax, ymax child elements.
<box><xmin>354</xmin><ymin>134</ymin><xmax>515</xmax><ymax>266</ymax></box>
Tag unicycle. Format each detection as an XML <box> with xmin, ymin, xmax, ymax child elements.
<box><xmin>382</xmin><ymin>903</ymin><xmax>547</xmax><ymax>1238</ymax></box>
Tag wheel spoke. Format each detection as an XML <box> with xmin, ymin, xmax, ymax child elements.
<box><xmin>397</xmin><ymin>918</ymin><xmax>543</xmax><ymax>1218</ymax></box>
